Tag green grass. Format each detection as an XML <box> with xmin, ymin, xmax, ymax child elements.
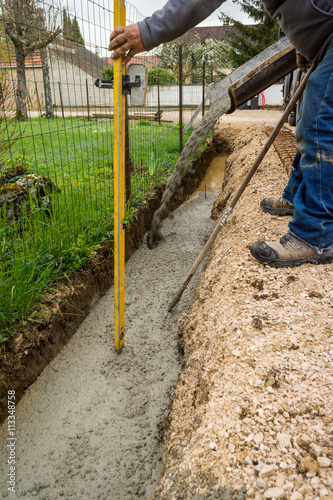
<box><xmin>0</xmin><ymin>116</ymin><xmax>193</xmax><ymax>336</ymax></box>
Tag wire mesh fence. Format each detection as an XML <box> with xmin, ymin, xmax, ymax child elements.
<box><xmin>0</xmin><ymin>0</ymin><xmax>211</xmax><ymax>335</ymax></box>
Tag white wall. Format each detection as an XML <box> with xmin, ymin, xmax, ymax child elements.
<box><xmin>145</xmin><ymin>83</ymin><xmax>283</xmax><ymax>108</ymax></box>
<box><xmin>259</xmin><ymin>84</ymin><xmax>283</xmax><ymax>107</ymax></box>
<box><xmin>145</xmin><ymin>85</ymin><xmax>202</xmax><ymax>107</ymax></box>
<box><xmin>3</xmin><ymin>67</ymin><xmax>45</xmax><ymax>110</ymax></box>
<box><xmin>50</xmin><ymin>57</ymin><xmax>114</xmax><ymax>108</ymax></box>
<box><xmin>20</xmin><ymin>56</ymin><xmax>283</xmax><ymax>110</ymax></box>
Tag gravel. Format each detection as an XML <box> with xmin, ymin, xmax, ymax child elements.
<box><xmin>151</xmin><ymin>125</ymin><xmax>333</xmax><ymax>500</ymax></box>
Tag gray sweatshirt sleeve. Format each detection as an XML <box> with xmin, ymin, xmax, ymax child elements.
<box><xmin>138</xmin><ymin>0</ymin><xmax>227</xmax><ymax>51</ymax></box>
<box><xmin>263</xmin><ymin>0</ymin><xmax>333</xmax><ymax>62</ymax></box>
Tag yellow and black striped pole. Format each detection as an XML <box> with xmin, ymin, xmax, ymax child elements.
<box><xmin>113</xmin><ymin>0</ymin><xmax>126</xmax><ymax>351</ymax></box>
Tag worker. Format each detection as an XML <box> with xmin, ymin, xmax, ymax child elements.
<box><xmin>109</xmin><ymin>0</ymin><xmax>333</xmax><ymax>268</ymax></box>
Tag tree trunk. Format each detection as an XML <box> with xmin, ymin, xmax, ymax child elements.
<box><xmin>15</xmin><ymin>47</ymin><xmax>28</xmax><ymax>120</ymax></box>
<box><xmin>40</xmin><ymin>47</ymin><xmax>54</xmax><ymax>118</ymax></box>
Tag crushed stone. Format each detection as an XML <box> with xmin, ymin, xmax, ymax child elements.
<box><xmin>152</xmin><ymin>124</ymin><xmax>333</xmax><ymax>500</ymax></box>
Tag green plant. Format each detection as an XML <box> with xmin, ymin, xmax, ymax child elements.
<box><xmin>123</xmin><ymin>200</ymin><xmax>136</xmax><ymax>229</ymax></box>
<box><xmin>102</xmin><ymin>66</ymin><xmax>114</xmax><ymax>80</ymax></box>
<box><xmin>148</xmin><ymin>142</ymin><xmax>167</xmax><ymax>176</ymax></box>
<box><xmin>138</xmin><ymin>118</ymin><xmax>151</xmax><ymax>126</ymax></box>
<box><xmin>60</xmin><ymin>234</ymin><xmax>98</xmax><ymax>271</ymax></box>
<box><xmin>148</xmin><ymin>67</ymin><xmax>177</xmax><ymax>86</ymax></box>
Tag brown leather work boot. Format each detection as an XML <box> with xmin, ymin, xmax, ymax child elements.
<box><xmin>260</xmin><ymin>196</ymin><xmax>294</xmax><ymax>216</ymax></box>
<box><xmin>249</xmin><ymin>232</ymin><xmax>333</xmax><ymax>268</ymax></box>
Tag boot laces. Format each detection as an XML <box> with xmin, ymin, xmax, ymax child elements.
<box><xmin>279</xmin><ymin>233</ymin><xmax>294</xmax><ymax>248</ymax></box>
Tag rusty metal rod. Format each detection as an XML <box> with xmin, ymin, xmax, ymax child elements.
<box><xmin>157</xmin><ymin>71</ymin><xmax>161</xmax><ymax>125</ymax></box>
<box><xmin>125</xmin><ymin>96</ymin><xmax>131</xmax><ymax>202</ymax></box>
<box><xmin>202</xmin><ymin>59</ymin><xmax>205</xmax><ymax>118</ymax></box>
<box><xmin>86</xmin><ymin>79</ymin><xmax>90</xmax><ymax>121</ymax></box>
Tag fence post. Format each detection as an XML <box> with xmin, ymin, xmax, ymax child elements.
<box><xmin>202</xmin><ymin>59</ymin><xmax>205</xmax><ymax>117</ymax></box>
<box><xmin>179</xmin><ymin>44</ymin><xmax>183</xmax><ymax>155</ymax></box>
<box><xmin>58</xmin><ymin>81</ymin><xmax>64</xmax><ymax>119</ymax></box>
<box><xmin>86</xmin><ymin>79</ymin><xmax>90</xmax><ymax>121</ymax></box>
<box><xmin>35</xmin><ymin>84</ymin><xmax>42</xmax><ymax>115</ymax></box>
<box><xmin>125</xmin><ymin>97</ymin><xmax>131</xmax><ymax>202</ymax></box>
<box><xmin>157</xmin><ymin>71</ymin><xmax>161</xmax><ymax>125</ymax></box>
<box><xmin>113</xmin><ymin>0</ymin><xmax>126</xmax><ymax>352</ymax></box>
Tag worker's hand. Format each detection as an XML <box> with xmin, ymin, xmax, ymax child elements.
<box><xmin>108</xmin><ymin>24</ymin><xmax>145</xmax><ymax>65</ymax></box>
<box><xmin>296</xmin><ymin>51</ymin><xmax>311</xmax><ymax>73</ymax></box>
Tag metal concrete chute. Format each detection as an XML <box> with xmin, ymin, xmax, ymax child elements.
<box><xmin>211</xmin><ymin>36</ymin><xmax>297</xmax><ymax>110</ymax></box>
<box><xmin>227</xmin><ymin>38</ymin><xmax>297</xmax><ymax>112</ymax></box>
<box><xmin>148</xmin><ymin>37</ymin><xmax>298</xmax><ymax>251</ymax></box>
<box><xmin>184</xmin><ymin>37</ymin><xmax>296</xmax><ymax>133</ymax></box>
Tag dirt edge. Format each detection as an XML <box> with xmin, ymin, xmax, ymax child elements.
<box><xmin>0</xmin><ymin>138</ymin><xmax>223</xmax><ymax>425</ymax></box>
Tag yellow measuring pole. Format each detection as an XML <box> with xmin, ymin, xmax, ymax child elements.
<box><xmin>113</xmin><ymin>0</ymin><xmax>126</xmax><ymax>352</ymax></box>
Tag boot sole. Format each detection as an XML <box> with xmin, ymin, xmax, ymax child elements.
<box><xmin>250</xmin><ymin>248</ymin><xmax>333</xmax><ymax>268</ymax></box>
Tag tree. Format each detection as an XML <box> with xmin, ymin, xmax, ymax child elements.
<box><xmin>0</xmin><ymin>70</ymin><xmax>22</xmax><ymax>165</ymax></box>
<box><xmin>157</xmin><ymin>34</ymin><xmax>231</xmax><ymax>83</ymax></box>
<box><xmin>71</xmin><ymin>17</ymin><xmax>84</xmax><ymax>46</ymax></box>
<box><xmin>62</xmin><ymin>9</ymin><xmax>84</xmax><ymax>45</ymax></box>
<box><xmin>62</xmin><ymin>8</ymin><xmax>70</xmax><ymax>39</ymax></box>
<box><xmin>4</xmin><ymin>0</ymin><xmax>61</xmax><ymax>120</ymax></box>
<box><xmin>0</xmin><ymin>7</ymin><xmax>10</xmax><ymax>60</ymax></box>
<box><xmin>38</xmin><ymin>6</ymin><xmax>60</xmax><ymax>118</ymax></box>
<box><xmin>219</xmin><ymin>0</ymin><xmax>279</xmax><ymax>67</ymax></box>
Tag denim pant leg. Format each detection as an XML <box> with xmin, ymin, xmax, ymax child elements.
<box><xmin>282</xmin><ymin>150</ymin><xmax>302</xmax><ymax>204</ymax></box>
<box><xmin>288</xmin><ymin>42</ymin><xmax>333</xmax><ymax>252</ymax></box>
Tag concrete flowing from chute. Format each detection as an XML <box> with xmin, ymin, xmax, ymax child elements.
<box><xmin>147</xmin><ymin>95</ymin><xmax>231</xmax><ymax>249</ymax></box>
<box><xmin>147</xmin><ymin>37</ymin><xmax>297</xmax><ymax>249</ymax></box>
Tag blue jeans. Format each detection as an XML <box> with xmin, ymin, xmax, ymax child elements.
<box><xmin>282</xmin><ymin>40</ymin><xmax>333</xmax><ymax>252</ymax></box>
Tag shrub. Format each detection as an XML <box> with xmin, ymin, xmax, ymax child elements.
<box><xmin>102</xmin><ymin>65</ymin><xmax>114</xmax><ymax>80</ymax></box>
<box><xmin>148</xmin><ymin>67</ymin><xmax>177</xmax><ymax>86</ymax></box>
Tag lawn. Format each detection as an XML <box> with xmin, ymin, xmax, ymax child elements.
<box><xmin>0</xmin><ymin>116</ymin><xmax>192</xmax><ymax>338</ymax></box>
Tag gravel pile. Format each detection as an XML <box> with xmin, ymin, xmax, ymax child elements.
<box><xmin>152</xmin><ymin>125</ymin><xmax>333</xmax><ymax>500</ymax></box>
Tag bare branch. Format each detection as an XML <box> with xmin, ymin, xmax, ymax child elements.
<box><xmin>26</xmin><ymin>26</ymin><xmax>61</xmax><ymax>54</ymax></box>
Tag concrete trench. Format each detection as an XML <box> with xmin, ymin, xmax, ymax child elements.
<box><xmin>0</xmin><ymin>182</ymin><xmax>221</xmax><ymax>499</ymax></box>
